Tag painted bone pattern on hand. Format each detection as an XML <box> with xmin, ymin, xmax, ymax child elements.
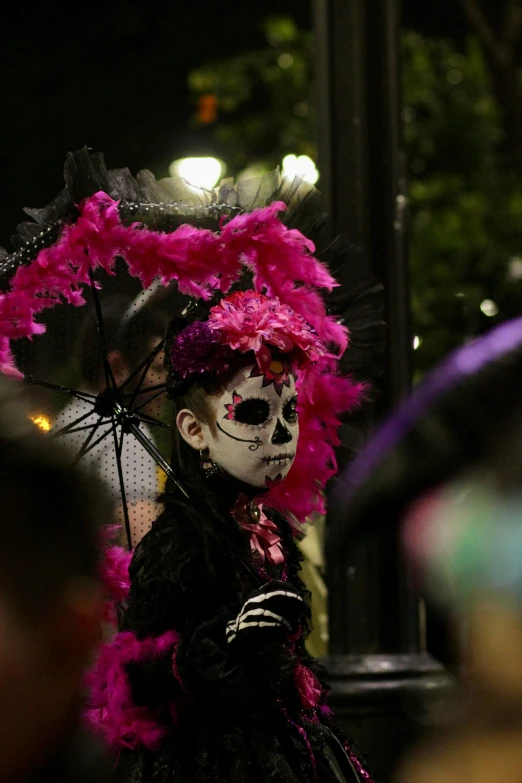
<box><xmin>226</xmin><ymin>584</ymin><xmax>304</xmax><ymax>644</ymax></box>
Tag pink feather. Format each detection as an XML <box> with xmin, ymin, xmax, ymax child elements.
<box><xmin>98</xmin><ymin>525</ymin><xmax>132</xmax><ymax>625</ymax></box>
<box><xmin>84</xmin><ymin>629</ymin><xmax>183</xmax><ymax>750</ymax></box>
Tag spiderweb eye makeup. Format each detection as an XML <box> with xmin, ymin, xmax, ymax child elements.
<box><xmin>233</xmin><ymin>398</ymin><xmax>271</xmax><ymax>426</ymax></box>
<box><xmin>283</xmin><ymin>395</ymin><xmax>298</xmax><ymax>425</ymax></box>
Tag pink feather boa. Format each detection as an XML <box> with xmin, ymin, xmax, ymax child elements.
<box><xmin>0</xmin><ymin>194</ymin><xmax>365</xmax><ymax>522</ymax></box>
<box><xmin>84</xmin><ymin>629</ymin><xmax>183</xmax><ymax>750</ymax></box>
<box><xmin>98</xmin><ymin>525</ymin><xmax>132</xmax><ymax>625</ymax></box>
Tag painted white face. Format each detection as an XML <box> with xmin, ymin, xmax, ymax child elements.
<box><xmin>200</xmin><ymin>363</ymin><xmax>299</xmax><ymax>488</ymax></box>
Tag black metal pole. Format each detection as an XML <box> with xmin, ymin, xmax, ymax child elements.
<box><xmin>313</xmin><ymin>0</ymin><xmax>370</xmax><ymax>257</ymax></box>
<box><xmin>314</xmin><ymin>0</ymin><xmax>450</xmax><ymax>778</ymax></box>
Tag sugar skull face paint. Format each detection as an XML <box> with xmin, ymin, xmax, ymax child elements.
<box><xmin>200</xmin><ymin>363</ymin><xmax>299</xmax><ymax>488</ymax></box>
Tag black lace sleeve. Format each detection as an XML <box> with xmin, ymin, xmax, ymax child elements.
<box><xmin>120</xmin><ymin>502</ymin><xmax>259</xmax><ymax>707</ymax></box>
<box><xmin>119</xmin><ymin>500</ymin><xmax>328</xmax><ymax>717</ymax></box>
<box><xmin>121</xmin><ymin>510</ymin><xmax>230</xmax><ymax>638</ymax></box>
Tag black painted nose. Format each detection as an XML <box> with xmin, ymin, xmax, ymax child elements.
<box><xmin>271</xmin><ymin>418</ymin><xmax>293</xmax><ymax>445</ymax></box>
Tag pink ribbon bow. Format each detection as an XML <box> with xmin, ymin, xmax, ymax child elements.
<box><xmin>232</xmin><ymin>496</ymin><xmax>285</xmax><ymax>566</ymax></box>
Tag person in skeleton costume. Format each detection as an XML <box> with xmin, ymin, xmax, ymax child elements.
<box><xmin>101</xmin><ymin>294</ymin><xmax>375</xmax><ymax>783</ymax></box>
<box><xmin>0</xmin><ymin>150</ymin><xmax>382</xmax><ymax>783</ymax></box>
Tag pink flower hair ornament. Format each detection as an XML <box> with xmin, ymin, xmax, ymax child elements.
<box><xmin>169</xmin><ymin>290</ymin><xmax>326</xmax><ymax>387</ymax></box>
<box><xmin>208</xmin><ymin>290</ymin><xmax>326</xmax><ymax>369</ymax></box>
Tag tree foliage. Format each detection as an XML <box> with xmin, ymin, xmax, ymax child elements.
<box><xmin>188</xmin><ymin>17</ymin><xmax>314</xmax><ymax>175</ymax></box>
<box><xmin>188</xmin><ymin>17</ymin><xmax>522</xmax><ymax>376</ymax></box>
<box><xmin>404</xmin><ymin>32</ymin><xmax>522</xmax><ymax>374</ymax></box>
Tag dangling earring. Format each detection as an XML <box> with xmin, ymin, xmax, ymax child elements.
<box><xmin>199</xmin><ymin>449</ymin><xmax>219</xmax><ymax>479</ymax></box>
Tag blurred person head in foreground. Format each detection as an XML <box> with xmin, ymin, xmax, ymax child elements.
<box><xmin>0</xmin><ymin>377</ymin><xmax>110</xmax><ymax>782</ymax></box>
<box><xmin>397</xmin><ymin>406</ymin><xmax>522</xmax><ymax>783</ymax></box>
<box><xmin>329</xmin><ymin>317</ymin><xmax>522</xmax><ymax>782</ymax></box>
<box><xmin>329</xmin><ymin>316</ymin><xmax>522</xmax><ymax>667</ymax></box>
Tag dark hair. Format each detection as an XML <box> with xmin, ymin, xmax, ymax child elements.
<box><xmin>0</xmin><ymin>379</ymin><xmax>106</xmax><ymax>618</ymax></box>
<box><xmin>165</xmin><ymin>381</ymin><xmax>217</xmax><ymax>498</ymax></box>
<box><xmin>163</xmin><ymin>311</ymin><xmax>252</xmax><ymax>496</ymax></box>
<box><xmin>159</xmin><ymin>354</ymin><xmax>267</xmax><ymax>589</ymax></box>
<box><xmin>165</xmin><ymin>349</ymin><xmax>260</xmax><ymax>494</ymax></box>
<box><xmin>161</xmin><ymin>313</ymin><xmax>269</xmax><ymax>581</ymax></box>
<box><xmin>166</xmin><ymin>372</ymin><xmax>233</xmax><ymax>502</ymax></box>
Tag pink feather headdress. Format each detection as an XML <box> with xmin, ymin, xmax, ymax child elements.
<box><xmin>0</xmin><ymin>165</ymin><xmax>368</xmax><ymax>523</ymax></box>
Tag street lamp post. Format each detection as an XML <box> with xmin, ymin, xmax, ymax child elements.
<box><xmin>313</xmin><ymin>0</ymin><xmax>450</xmax><ymax>778</ymax></box>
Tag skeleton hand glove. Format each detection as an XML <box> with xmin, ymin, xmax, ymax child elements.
<box><xmin>226</xmin><ymin>580</ymin><xmax>304</xmax><ymax>647</ymax></box>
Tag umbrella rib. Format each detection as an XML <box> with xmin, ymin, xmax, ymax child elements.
<box><xmin>127</xmin><ymin>353</ymin><xmax>157</xmax><ymax>411</ymax></box>
<box><xmin>60</xmin><ymin>421</ymin><xmax>110</xmax><ymax>435</ymax></box>
<box><xmin>24</xmin><ymin>377</ymin><xmax>96</xmax><ymax>402</ymax></box>
<box><xmin>132</xmin><ymin>387</ymin><xmax>167</xmax><ymax>414</ymax></box>
<box><xmin>50</xmin><ymin>408</ymin><xmax>97</xmax><ymax>439</ymax></box>
<box><xmin>77</xmin><ymin>420</ymin><xmax>118</xmax><ymax>459</ymax></box>
<box><xmin>73</xmin><ymin>416</ymin><xmax>106</xmax><ymax>464</ymax></box>
<box><xmin>119</xmin><ymin>338</ymin><xmax>165</xmax><ymax>393</ymax></box>
<box><xmin>89</xmin><ymin>270</ymin><xmax>117</xmax><ymax>391</ymax></box>
<box><xmin>123</xmin><ymin>420</ymin><xmax>261</xmax><ymax>585</ymax></box>
<box><xmin>118</xmin><ymin>427</ymin><xmax>125</xmax><ymax>459</ymax></box>
<box><xmin>129</xmin><ymin>370</ymin><xmax>149</xmax><ymax>408</ymax></box>
<box><xmin>110</xmin><ymin>411</ymin><xmax>132</xmax><ymax>549</ymax></box>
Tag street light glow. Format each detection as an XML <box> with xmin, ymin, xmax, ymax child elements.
<box><xmin>480</xmin><ymin>299</ymin><xmax>499</xmax><ymax>317</ymax></box>
<box><xmin>281</xmin><ymin>154</ymin><xmax>319</xmax><ymax>185</ymax></box>
<box><xmin>169</xmin><ymin>157</ymin><xmax>225</xmax><ymax>190</ymax></box>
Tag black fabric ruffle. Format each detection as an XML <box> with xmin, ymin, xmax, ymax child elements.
<box><xmin>116</xmin><ymin>501</ymin><xmax>364</xmax><ymax>782</ymax></box>
<box><xmin>118</xmin><ymin>713</ymin><xmax>360</xmax><ymax>783</ymax></box>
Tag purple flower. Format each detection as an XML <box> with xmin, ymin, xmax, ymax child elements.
<box><xmin>170</xmin><ymin>320</ymin><xmax>233</xmax><ymax>379</ymax></box>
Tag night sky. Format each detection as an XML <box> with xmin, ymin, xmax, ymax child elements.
<box><xmin>1</xmin><ymin>0</ymin><xmax>466</xmax><ymax>248</ymax></box>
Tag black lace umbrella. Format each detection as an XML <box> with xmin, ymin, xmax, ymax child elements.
<box><xmin>0</xmin><ymin>148</ymin><xmax>384</xmax><ymax>555</ymax></box>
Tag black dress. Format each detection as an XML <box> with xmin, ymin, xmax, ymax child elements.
<box><xmin>117</xmin><ymin>494</ymin><xmax>373</xmax><ymax>783</ymax></box>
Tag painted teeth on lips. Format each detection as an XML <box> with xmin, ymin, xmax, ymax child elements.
<box><xmin>261</xmin><ymin>452</ymin><xmax>295</xmax><ymax>465</ymax></box>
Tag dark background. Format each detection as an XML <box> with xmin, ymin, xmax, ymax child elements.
<box><xmin>4</xmin><ymin>0</ymin><xmax>519</xmax><ymax>381</ymax></box>
<box><xmin>1</xmin><ymin>0</ymin><xmax>465</xmax><ymax>245</ymax></box>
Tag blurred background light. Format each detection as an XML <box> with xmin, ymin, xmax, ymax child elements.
<box><xmin>480</xmin><ymin>299</ymin><xmax>499</xmax><ymax>317</ymax></box>
<box><xmin>169</xmin><ymin>156</ymin><xmax>225</xmax><ymax>189</ymax></box>
<box><xmin>278</xmin><ymin>52</ymin><xmax>294</xmax><ymax>69</ymax></box>
<box><xmin>446</xmin><ymin>68</ymin><xmax>463</xmax><ymax>85</ymax></box>
<box><xmin>413</xmin><ymin>335</ymin><xmax>422</xmax><ymax>350</ymax></box>
<box><xmin>30</xmin><ymin>414</ymin><xmax>51</xmax><ymax>432</ymax></box>
<box><xmin>281</xmin><ymin>154</ymin><xmax>319</xmax><ymax>185</ymax></box>
<box><xmin>508</xmin><ymin>256</ymin><xmax>522</xmax><ymax>281</ymax></box>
